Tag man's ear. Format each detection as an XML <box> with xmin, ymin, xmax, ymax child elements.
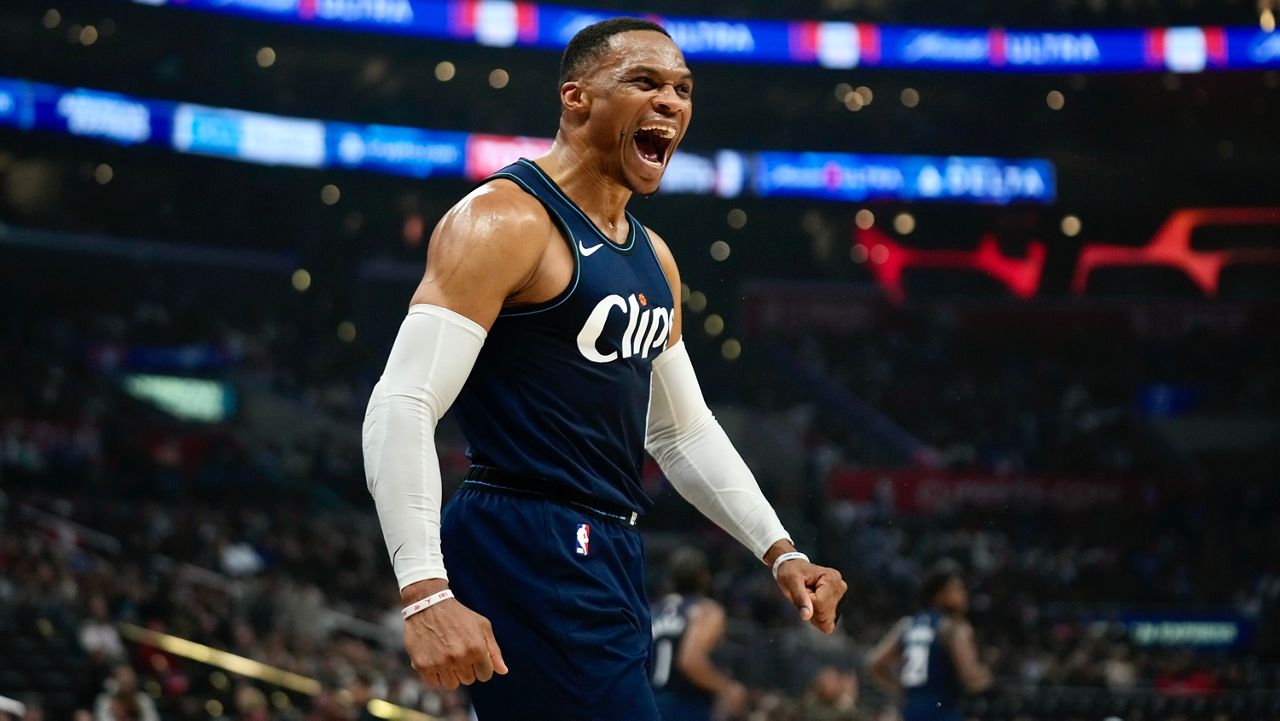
<box><xmin>560</xmin><ymin>80</ymin><xmax>589</xmax><ymax>116</ymax></box>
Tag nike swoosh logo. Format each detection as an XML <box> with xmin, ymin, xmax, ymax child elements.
<box><xmin>578</xmin><ymin>240</ymin><xmax>604</xmax><ymax>257</ymax></box>
<box><xmin>391</xmin><ymin>543</ymin><xmax>405</xmax><ymax>565</ymax></box>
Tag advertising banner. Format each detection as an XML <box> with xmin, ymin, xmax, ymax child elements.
<box><xmin>828</xmin><ymin>467</ymin><xmax>1132</xmax><ymax>513</ymax></box>
<box><xmin>754</xmin><ymin>153</ymin><xmax>1055</xmax><ymax>204</ymax></box>
<box><xmin>0</xmin><ymin>75</ymin><xmax>1055</xmax><ymax>205</ymax></box>
<box><xmin>129</xmin><ymin>0</ymin><xmax>1280</xmax><ymax>72</ymax></box>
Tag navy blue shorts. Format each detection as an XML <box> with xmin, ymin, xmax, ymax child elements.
<box><xmin>440</xmin><ymin>487</ymin><xmax>659</xmax><ymax>721</ymax></box>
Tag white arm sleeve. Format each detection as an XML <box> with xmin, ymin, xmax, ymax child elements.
<box><xmin>362</xmin><ymin>304</ymin><xmax>486</xmax><ymax>590</ymax></box>
<box><xmin>645</xmin><ymin>340</ymin><xmax>791</xmax><ymax>560</ymax></box>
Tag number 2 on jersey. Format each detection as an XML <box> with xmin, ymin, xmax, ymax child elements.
<box><xmin>901</xmin><ymin>642</ymin><xmax>930</xmax><ymax>687</ymax></box>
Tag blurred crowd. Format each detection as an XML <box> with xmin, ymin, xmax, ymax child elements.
<box><xmin>4</xmin><ymin>473</ymin><xmax>1278</xmax><ymax>720</ymax></box>
<box><xmin>789</xmin><ymin>306</ymin><xmax>1279</xmax><ymax>474</ymax></box>
<box><xmin>1</xmin><ymin>264</ymin><xmax>1277</xmax><ymax>721</ymax></box>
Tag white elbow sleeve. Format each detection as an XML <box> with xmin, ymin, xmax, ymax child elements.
<box><xmin>362</xmin><ymin>304</ymin><xmax>485</xmax><ymax>590</ymax></box>
<box><xmin>645</xmin><ymin>340</ymin><xmax>791</xmax><ymax>560</ymax></box>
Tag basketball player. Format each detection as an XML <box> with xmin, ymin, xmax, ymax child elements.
<box><xmin>361</xmin><ymin>17</ymin><xmax>848</xmax><ymax>720</ymax></box>
<box><xmin>650</xmin><ymin>547</ymin><xmax>748</xmax><ymax>721</ymax></box>
<box><xmin>866</xmin><ymin>564</ymin><xmax>992</xmax><ymax>721</ymax></box>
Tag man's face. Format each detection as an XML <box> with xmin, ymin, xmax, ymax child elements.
<box><xmin>939</xmin><ymin>577</ymin><xmax>969</xmax><ymax>614</ymax></box>
<box><xmin>114</xmin><ymin>664</ymin><xmax>137</xmax><ymax>690</ymax></box>
<box><xmin>575</xmin><ymin>30</ymin><xmax>693</xmax><ymax>195</ymax></box>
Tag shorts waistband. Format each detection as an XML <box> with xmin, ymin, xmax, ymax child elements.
<box><xmin>462</xmin><ymin>465</ymin><xmax>641</xmax><ymax>528</ymax></box>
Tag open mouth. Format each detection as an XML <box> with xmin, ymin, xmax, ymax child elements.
<box><xmin>633</xmin><ymin>125</ymin><xmax>676</xmax><ymax>167</ymax></box>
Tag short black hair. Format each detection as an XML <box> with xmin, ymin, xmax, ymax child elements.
<box><xmin>559</xmin><ymin>17</ymin><xmax>670</xmax><ymax>84</ymax></box>
<box><xmin>668</xmin><ymin>546</ymin><xmax>710</xmax><ymax>595</ymax></box>
<box><xmin>919</xmin><ymin>560</ymin><xmax>963</xmax><ymax>607</ymax></box>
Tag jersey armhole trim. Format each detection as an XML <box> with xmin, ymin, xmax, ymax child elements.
<box><xmin>636</xmin><ymin>219</ymin><xmax>678</xmax><ymax>352</ymax></box>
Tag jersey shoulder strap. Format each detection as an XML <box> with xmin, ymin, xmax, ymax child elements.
<box><xmin>483</xmin><ymin>158</ymin><xmax>644</xmax><ymax>253</ymax></box>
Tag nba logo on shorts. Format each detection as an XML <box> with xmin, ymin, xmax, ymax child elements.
<box><xmin>575</xmin><ymin>523</ymin><xmax>590</xmax><ymax>556</ymax></box>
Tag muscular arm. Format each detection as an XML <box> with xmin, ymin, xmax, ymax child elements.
<box><xmin>644</xmin><ymin>228</ymin><xmax>848</xmax><ymax>632</ymax></box>
<box><xmin>675</xmin><ymin>601</ymin><xmax>735</xmax><ymax>695</ymax></box>
<box><xmin>363</xmin><ymin>183</ymin><xmax>552</xmax><ymax>689</ymax></box>
<box><xmin>409</xmin><ymin>182</ymin><xmax>553</xmax><ymax>329</ymax></box>
<box><xmin>642</xmin><ymin>228</ymin><xmax>790</xmax><ymax>561</ymax></box>
<box><xmin>368</xmin><ymin>183</ymin><xmax>550</xmax><ymax>598</ymax></box>
<box><xmin>943</xmin><ymin>619</ymin><xmax>993</xmax><ymax>694</ymax></box>
<box><xmin>867</xmin><ymin>617</ymin><xmax>908</xmax><ymax>695</ymax></box>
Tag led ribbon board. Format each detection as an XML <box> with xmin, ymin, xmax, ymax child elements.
<box><xmin>0</xmin><ymin>76</ymin><xmax>1055</xmax><ymax>205</ymax></box>
<box><xmin>127</xmin><ymin>0</ymin><xmax>1280</xmax><ymax>73</ymax></box>
<box><xmin>850</xmin><ymin>207</ymin><xmax>1280</xmax><ymax>302</ymax></box>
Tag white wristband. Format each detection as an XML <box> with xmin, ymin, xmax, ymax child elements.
<box><xmin>770</xmin><ymin>551</ymin><xmax>809</xmax><ymax>580</ymax></box>
<box><xmin>401</xmin><ymin>589</ymin><xmax>454</xmax><ymax>621</ymax></box>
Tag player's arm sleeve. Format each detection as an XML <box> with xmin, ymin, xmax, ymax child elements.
<box><xmin>644</xmin><ymin>340</ymin><xmax>791</xmax><ymax>560</ymax></box>
<box><xmin>362</xmin><ymin>304</ymin><xmax>486</xmax><ymax>590</ymax></box>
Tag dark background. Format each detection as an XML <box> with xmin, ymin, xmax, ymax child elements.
<box><xmin>1</xmin><ymin>1</ymin><xmax>1277</xmax><ymax>720</ymax></box>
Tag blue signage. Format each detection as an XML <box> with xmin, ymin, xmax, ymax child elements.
<box><xmin>1123</xmin><ymin>612</ymin><xmax>1256</xmax><ymax>650</ymax></box>
<box><xmin>128</xmin><ymin>0</ymin><xmax>1280</xmax><ymax>73</ymax></box>
<box><xmin>1241</xmin><ymin>29</ymin><xmax>1280</xmax><ymax>65</ymax></box>
<box><xmin>38</xmin><ymin>86</ymin><xmax>157</xmax><ymax>146</ymax></box>
<box><xmin>0</xmin><ymin>78</ymin><xmax>26</xmax><ymax>129</ymax></box>
<box><xmin>173</xmin><ymin>104</ymin><xmax>326</xmax><ymax>167</ymax></box>
<box><xmin>0</xmin><ymin>75</ymin><xmax>1054</xmax><ymax>205</ymax></box>
<box><xmin>327</xmin><ymin>123</ymin><xmax>467</xmax><ymax>178</ymax></box>
<box><xmin>885</xmin><ymin>28</ymin><xmax>992</xmax><ymax>69</ymax></box>
<box><xmin>754</xmin><ymin>153</ymin><xmax>1055</xmax><ymax>205</ymax></box>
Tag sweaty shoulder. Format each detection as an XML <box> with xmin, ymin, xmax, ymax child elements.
<box><xmin>438</xmin><ymin>180</ymin><xmax>551</xmax><ymax>254</ymax></box>
<box><xmin>412</xmin><ymin>180</ymin><xmax>556</xmax><ymax>328</ymax></box>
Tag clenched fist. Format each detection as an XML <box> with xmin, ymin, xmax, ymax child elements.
<box><xmin>401</xmin><ymin>579</ymin><xmax>508</xmax><ymax>689</ymax></box>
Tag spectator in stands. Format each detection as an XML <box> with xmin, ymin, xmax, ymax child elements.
<box><xmin>79</xmin><ymin>595</ymin><xmax>125</xmax><ymax>664</ymax></box>
<box><xmin>1103</xmin><ymin>643</ymin><xmax>1137</xmax><ymax>691</ymax></box>
<box><xmin>219</xmin><ymin>538</ymin><xmax>265</xmax><ymax>578</ymax></box>
<box><xmin>92</xmin><ymin>664</ymin><xmax>158</xmax><ymax>721</ymax></box>
<box><xmin>800</xmin><ymin>667</ymin><xmax>866</xmax><ymax>721</ymax></box>
<box><xmin>348</xmin><ymin>673</ymin><xmax>378</xmax><ymax>721</ymax></box>
<box><xmin>1</xmin><ymin>275</ymin><xmax>1276</xmax><ymax>721</ymax></box>
<box><xmin>19</xmin><ymin>697</ymin><xmax>43</xmax><ymax>721</ymax></box>
<box><xmin>1154</xmin><ymin>650</ymin><xmax>1219</xmax><ymax>696</ymax></box>
<box><xmin>303</xmin><ymin>689</ymin><xmax>347</xmax><ymax>721</ymax></box>
<box><xmin>233</xmin><ymin>686</ymin><xmax>269</xmax><ymax>721</ymax></box>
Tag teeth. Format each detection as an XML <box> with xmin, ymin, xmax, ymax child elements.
<box><xmin>638</xmin><ymin>125</ymin><xmax>676</xmax><ymax>139</ymax></box>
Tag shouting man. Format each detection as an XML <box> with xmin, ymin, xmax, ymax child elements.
<box><xmin>363</xmin><ymin>17</ymin><xmax>848</xmax><ymax>720</ymax></box>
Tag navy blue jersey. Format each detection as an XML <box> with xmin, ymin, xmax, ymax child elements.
<box><xmin>451</xmin><ymin>159</ymin><xmax>675</xmax><ymax>515</ymax></box>
<box><xmin>900</xmin><ymin>611</ymin><xmax>963</xmax><ymax>721</ymax></box>
<box><xmin>651</xmin><ymin>594</ymin><xmax>715</xmax><ymax>720</ymax></box>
